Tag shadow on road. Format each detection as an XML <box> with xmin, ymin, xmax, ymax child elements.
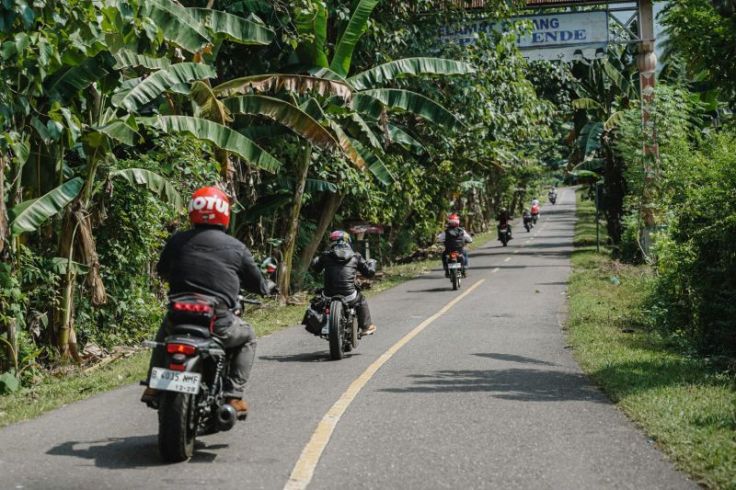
<box><xmin>406</xmin><ymin>287</ymin><xmax>456</xmax><ymax>293</ymax></box>
<box><xmin>380</xmin><ymin>368</ymin><xmax>607</xmax><ymax>403</ymax></box>
<box><xmin>260</xmin><ymin>351</ymin><xmax>361</xmax><ymax>363</ymax></box>
<box><xmin>474</xmin><ymin>353</ymin><xmax>557</xmax><ymax>366</ymax></box>
<box><xmin>46</xmin><ymin>436</ymin><xmax>228</xmax><ymax>468</ymax></box>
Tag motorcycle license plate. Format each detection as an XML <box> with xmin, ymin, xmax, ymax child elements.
<box><xmin>149</xmin><ymin>367</ymin><xmax>201</xmax><ymax>395</ymax></box>
<box><xmin>448</xmin><ymin>263</ymin><xmax>462</xmax><ymax>269</ymax></box>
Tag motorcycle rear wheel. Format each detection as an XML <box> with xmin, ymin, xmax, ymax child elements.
<box><xmin>450</xmin><ymin>269</ymin><xmax>460</xmax><ymax>290</ymax></box>
<box><xmin>328</xmin><ymin>301</ymin><xmax>345</xmax><ymax>360</ymax></box>
<box><xmin>158</xmin><ymin>392</ymin><xmax>196</xmax><ymax>463</ymax></box>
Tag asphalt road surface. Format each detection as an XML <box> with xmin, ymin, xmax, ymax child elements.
<box><xmin>0</xmin><ymin>188</ymin><xmax>695</xmax><ymax>490</ymax></box>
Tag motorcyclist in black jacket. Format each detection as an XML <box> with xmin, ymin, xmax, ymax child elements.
<box><xmin>141</xmin><ymin>186</ymin><xmax>276</xmax><ymax>417</ymax></box>
<box><xmin>497</xmin><ymin>207</ymin><xmax>513</xmax><ymax>240</ymax></box>
<box><xmin>436</xmin><ymin>213</ymin><xmax>473</xmax><ymax>277</ymax></box>
<box><xmin>311</xmin><ymin>230</ymin><xmax>377</xmax><ymax>336</ymax></box>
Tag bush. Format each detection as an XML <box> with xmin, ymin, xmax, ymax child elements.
<box><xmin>649</xmin><ymin>132</ymin><xmax>736</xmax><ymax>354</ymax></box>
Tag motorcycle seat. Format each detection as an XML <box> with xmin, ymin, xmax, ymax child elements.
<box><xmin>171</xmin><ymin>324</ymin><xmax>211</xmax><ymax>338</ymax></box>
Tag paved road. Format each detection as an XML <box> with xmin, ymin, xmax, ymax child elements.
<box><xmin>0</xmin><ymin>188</ymin><xmax>695</xmax><ymax>490</ymax></box>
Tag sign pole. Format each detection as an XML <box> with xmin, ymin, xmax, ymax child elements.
<box><xmin>595</xmin><ymin>183</ymin><xmax>600</xmax><ymax>253</ymax></box>
<box><xmin>637</xmin><ymin>0</ymin><xmax>658</xmax><ymax>254</ymax></box>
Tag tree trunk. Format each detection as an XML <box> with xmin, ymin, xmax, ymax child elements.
<box><xmin>294</xmin><ymin>192</ymin><xmax>344</xmax><ymax>289</ymax></box>
<box><xmin>277</xmin><ymin>145</ymin><xmax>312</xmax><ymax>299</ymax></box>
<box><xmin>603</xmin><ymin>138</ymin><xmax>626</xmax><ymax>245</ymax></box>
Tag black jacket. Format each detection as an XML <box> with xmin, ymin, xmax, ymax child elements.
<box><xmin>157</xmin><ymin>225</ymin><xmax>270</xmax><ymax>309</ymax></box>
<box><xmin>444</xmin><ymin>227</ymin><xmax>467</xmax><ymax>252</ymax></box>
<box><xmin>311</xmin><ymin>244</ymin><xmax>376</xmax><ymax>297</ymax></box>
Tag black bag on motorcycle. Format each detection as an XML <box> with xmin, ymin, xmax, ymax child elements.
<box><xmin>302</xmin><ymin>296</ymin><xmax>327</xmax><ymax>335</ymax></box>
<box><xmin>168</xmin><ymin>293</ymin><xmax>219</xmax><ymax>330</ymax></box>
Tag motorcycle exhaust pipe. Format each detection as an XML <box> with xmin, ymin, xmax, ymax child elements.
<box><xmin>217</xmin><ymin>404</ymin><xmax>237</xmax><ymax>431</ymax></box>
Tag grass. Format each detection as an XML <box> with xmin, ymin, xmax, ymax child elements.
<box><xmin>0</xmin><ymin>230</ymin><xmax>495</xmax><ymax>429</ymax></box>
<box><xmin>568</xmin><ymin>189</ymin><xmax>736</xmax><ymax>489</ymax></box>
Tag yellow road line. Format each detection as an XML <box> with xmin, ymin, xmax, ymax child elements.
<box><xmin>284</xmin><ymin>279</ymin><xmax>487</xmax><ymax>490</ymax></box>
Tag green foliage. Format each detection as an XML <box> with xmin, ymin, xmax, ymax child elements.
<box><xmin>661</xmin><ymin>0</ymin><xmax>736</xmax><ymax>104</ymax></box>
<box><xmin>649</xmin><ymin>131</ymin><xmax>736</xmax><ymax>354</ymax></box>
<box><xmin>77</xmin><ymin>136</ymin><xmax>219</xmax><ymax>348</ymax></box>
<box><xmin>9</xmin><ymin>178</ymin><xmax>84</xmax><ymax>235</ymax></box>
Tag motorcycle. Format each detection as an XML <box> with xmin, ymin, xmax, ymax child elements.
<box><xmin>447</xmin><ymin>250</ymin><xmax>465</xmax><ymax>290</ymax></box>
<box><xmin>531</xmin><ymin>204</ymin><xmax>540</xmax><ymax>224</ymax></box>
<box><xmin>523</xmin><ymin>215</ymin><xmax>533</xmax><ymax>232</ymax></box>
<box><xmin>142</xmin><ymin>294</ymin><xmax>262</xmax><ymax>462</ymax></box>
<box><xmin>549</xmin><ymin>192</ymin><xmax>557</xmax><ymax>205</ymax></box>
<box><xmin>304</xmin><ymin>292</ymin><xmax>359</xmax><ymax>360</ymax></box>
<box><xmin>498</xmin><ymin>225</ymin><xmax>511</xmax><ymax>247</ymax></box>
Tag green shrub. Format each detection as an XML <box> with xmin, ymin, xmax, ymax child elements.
<box><xmin>650</xmin><ymin>132</ymin><xmax>736</xmax><ymax>354</ymax></box>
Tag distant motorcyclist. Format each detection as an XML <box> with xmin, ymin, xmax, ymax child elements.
<box><xmin>436</xmin><ymin>213</ymin><xmax>472</xmax><ymax>278</ymax></box>
<box><xmin>531</xmin><ymin>198</ymin><xmax>541</xmax><ymax>218</ymax></box>
<box><xmin>311</xmin><ymin>230</ymin><xmax>377</xmax><ymax>336</ymax></box>
<box><xmin>496</xmin><ymin>207</ymin><xmax>513</xmax><ymax>241</ymax></box>
<box><xmin>142</xmin><ymin>186</ymin><xmax>277</xmax><ymax>417</ymax></box>
<box><xmin>522</xmin><ymin>209</ymin><xmax>533</xmax><ymax>231</ymax></box>
<box><xmin>548</xmin><ymin>187</ymin><xmax>558</xmax><ymax>204</ymax></box>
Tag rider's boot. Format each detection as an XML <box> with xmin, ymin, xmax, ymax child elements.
<box><xmin>360</xmin><ymin>324</ymin><xmax>377</xmax><ymax>336</ymax></box>
<box><xmin>141</xmin><ymin>387</ymin><xmax>160</xmax><ymax>408</ymax></box>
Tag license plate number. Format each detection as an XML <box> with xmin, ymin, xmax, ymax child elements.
<box><xmin>149</xmin><ymin>368</ymin><xmax>201</xmax><ymax>394</ymax></box>
<box><xmin>448</xmin><ymin>263</ymin><xmax>462</xmax><ymax>269</ymax></box>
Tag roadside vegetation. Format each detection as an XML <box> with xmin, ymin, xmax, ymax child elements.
<box><xmin>569</xmin><ymin>191</ymin><xmax>736</xmax><ymax>489</ymax></box>
<box><xmin>0</xmin><ymin>1</ymin><xmax>557</xmax><ymax>396</ymax></box>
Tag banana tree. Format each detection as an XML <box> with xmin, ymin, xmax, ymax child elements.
<box><xmin>271</xmin><ymin>0</ymin><xmax>476</xmax><ymax>293</ymax></box>
<box><xmin>4</xmin><ymin>0</ymin><xmax>281</xmax><ymax>358</ymax></box>
<box><xmin>568</xmin><ymin>47</ymin><xmax>636</xmax><ymax>244</ymax></box>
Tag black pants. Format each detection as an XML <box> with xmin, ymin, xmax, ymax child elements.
<box><xmin>147</xmin><ymin>313</ymin><xmax>257</xmax><ymax>399</ymax></box>
<box><xmin>350</xmin><ymin>293</ymin><xmax>372</xmax><ymax>330</ymax></box>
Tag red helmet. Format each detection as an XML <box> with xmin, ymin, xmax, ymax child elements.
<box><xmin>447</xmin><ymin>213</ymin><xmax>460</xmax><ymax>228</ymax></box>
<box><xmin>329</xmin><ymin>230</ymin><xmax>351</xmax><ymax>245</ymax></box>
<box><xmin>188</xmin><ymin>186</ymin><xmax>230</xmax><ymax>228</ymax></box>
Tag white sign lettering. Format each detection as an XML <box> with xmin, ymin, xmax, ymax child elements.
<box><xmin>439</xmin><ymin>11</ymin><xmax>609</xmax><ymax>59</ymax></box>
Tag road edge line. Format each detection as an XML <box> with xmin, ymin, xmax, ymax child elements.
<box><xmin>284</xmin><ymin>279</ymin><xmax>487</xmax><ymax>490</ymax></box>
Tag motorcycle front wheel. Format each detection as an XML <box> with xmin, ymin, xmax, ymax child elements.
<box><xmin>450</xmin><ymin>269</ymin><xmax>460</xmax><ymax>290</ymax></box>
<box><xmin>158</xmin><ymin>392</ymin><xmax>196</xmax><ymax>463</ymax></box>
<box><xmin>328</xmin><ymin>300</ymin><xmax>345</xmax><ymax>360</ymax></box>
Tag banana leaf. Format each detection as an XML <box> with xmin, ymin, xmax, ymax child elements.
<box><xmin>116</xmin><ymin>63</ymin><xmax>217</xmax><ymax>112</ymax></box>
<box><xmin>9</xmin><ymin>177</ymin><xmax>83</xmax><ymax>235</ymax></box>
<box><xmin>110</xmin><ymin>168</ymin><xmax>184</xmax><ymax>209</ymax></box>
<box><xmin>142</xmin><ymin>0</ymin><xmax>211</xmax><ymax>53</ymax></box>
<box><xmin>223</xmin><ymin>95</ymin><xmax>337</xmax><ymax>150</ymax></box>
<box><xmin>330</xmin><ymin>0</ymin><xmax>381</xmax><ymax>76</ymax></box>
<box><xmin>353</xmin><ymin>89</ymin><xmax>463</xmax><ymax>129</ymax></box>
<box><xmin>349</xmin><ymin>58</ymin><xmax>475</xmax><ymax>90</ymax></box>
<box><xmin>138</xmin><ymin>115</ymin><xmax>281</xmax><ymax>172</ymax></box>
<box><xmin>188</xmin><ymin>8</ymin><xmax>274</xmax><ymax>45</ymax></box>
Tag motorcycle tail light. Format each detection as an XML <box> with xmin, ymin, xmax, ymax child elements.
<box><xmin>172</xmin><ymin>302</ymin><xmax>213</xmax><ymax>314</ymax></box>
<box><xmin>167</xmin><ymin>343</ymin><xmax>197</xmax><ymax>356</ymax></box>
